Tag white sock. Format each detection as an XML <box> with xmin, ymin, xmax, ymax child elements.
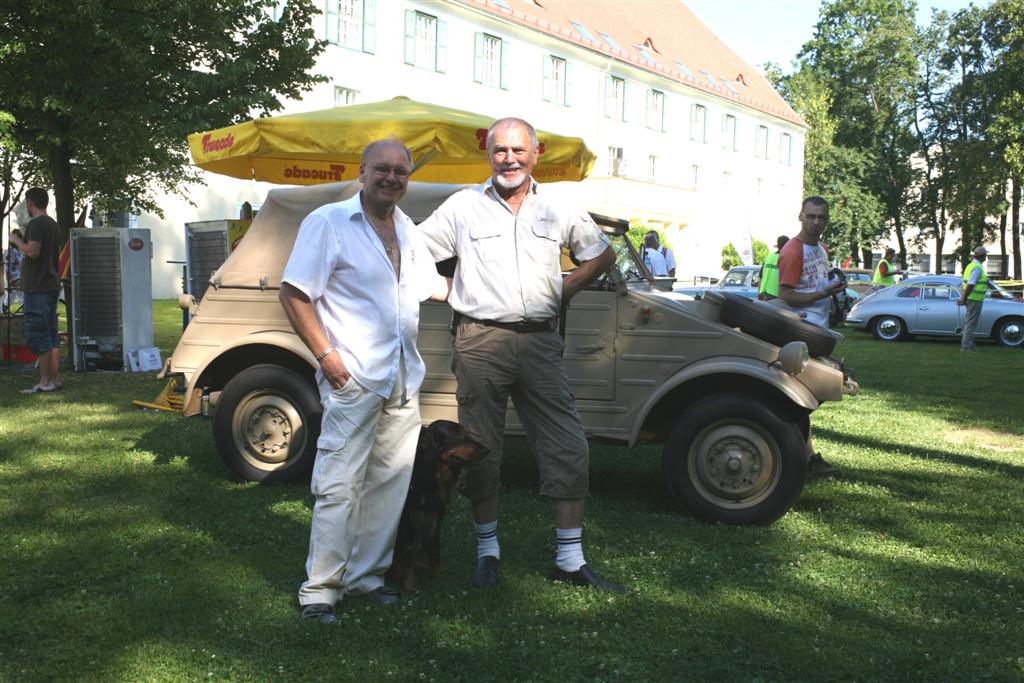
<box><xmin>555</xmin><ymin>527</ymin><xmax>585</xmax><ymax>572</ymax></box>
<box><xmin>475</xmin><ymin>520</ymin><xmax>500</xmax><ymax>559</ymax></box>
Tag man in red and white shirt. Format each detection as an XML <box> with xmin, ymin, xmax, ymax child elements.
<box><xmin>777</xmin><ymin>196</ymin><xmax>845</xmax><ymax>328</ymax></box>
<box><xmin>777</xmin><ymin>196</ymin><xmax>845</xmax><ymax>475</ymax></box>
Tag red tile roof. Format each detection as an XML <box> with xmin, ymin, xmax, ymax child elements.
<box><xmin>452</xmin><ymin>0</ymin><xmax>805</xmax><ymax>127</ymax></box>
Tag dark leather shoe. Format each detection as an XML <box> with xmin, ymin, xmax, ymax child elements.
<box><xmin>549</xmin><ymin>564</ymin><xmax>626</xmax><ymax>593</ymax></box>
<box><xmin>363</xmin><ymin>586</ymin><xmax>400</xmax><ymax>606</ymax></box>
<box><xmin>471</xmin><ymin>555</ymin><xmax>499</xmax><ymax>589</ymax></box>
<box><xmin>808</xmin><ymin>452</ymin><xmax>839</xmax><ymax>475</ymax></box>
<box><xmin>300</xmin><ymin>602</ymin><xmax>338</xmax><ymax>624</ymax></box>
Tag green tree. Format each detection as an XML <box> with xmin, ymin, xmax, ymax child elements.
<box><xmin>0</xmin><ymin>0</ymin><xmax>325</xmax><ymax>241</ymax></box>
<box><xmin>721</xmin><ymin>239</ymin><xmax>769</xmax><ymax>271</ymax></box>
<box><xmin>799</xmin><ymin>0</ymin><xmax>919</xmax><ymax>262</ymax></box>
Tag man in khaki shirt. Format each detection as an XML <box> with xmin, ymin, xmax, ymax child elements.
<box><xmin>418</xmin><ymin>118</ymin><xmax>622</xmax><ymax>592</ymax></box>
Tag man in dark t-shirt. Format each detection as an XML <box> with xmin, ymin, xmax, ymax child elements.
<box><xmin>10</xmin><ymin>187</ymin><xmax>62</xmax><ymax>392</ymax></box>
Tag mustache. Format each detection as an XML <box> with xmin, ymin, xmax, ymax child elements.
<box><xmin>499</xmin><ymin>163</ymin><xmax>524</xmax><ymax>171</ymax></box>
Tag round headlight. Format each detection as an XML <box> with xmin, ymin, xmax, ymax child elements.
<box><xmin>778</xmin><ymin>341</ymin><xmax>809</xmax><ymax>375</ymax></box>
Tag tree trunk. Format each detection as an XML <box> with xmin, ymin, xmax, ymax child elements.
<box><xmin>46</xmin><ymin>142</ymin><xmax>75</xmax><ymax>238</ymax></box>
<box><xmin>935</xmin><ymin>232</ymin><xmax>945</xmax><ymax>274</ymax></box>
<box><xmin>998</xmin><ymin>210</ymin><xmax>1007</xmax><ymax>277</ymax></box>
<box><xmin>46</xmin><ymin>140</ymin><xmax>76</xmax><ymax>370</ymax></box>
<box><xmin>893</xmin><ymin>214</ymin><xmax>907</xmax><ymax>269</ymax></box>
<box><xmin>861</xmin><ymin>247</ymin><xmax>873</xmax><ymax>269</ymax></box>
<box><xmin>1013</xmin><ymin>174</ymin><xmax>1022</xmax><ymax>280</ymax></box>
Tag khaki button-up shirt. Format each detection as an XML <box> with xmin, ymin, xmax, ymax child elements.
<box><xmin>417</xmin><ymin>179</ymin><xmax>610</xmax><ymax>322</ymax></box>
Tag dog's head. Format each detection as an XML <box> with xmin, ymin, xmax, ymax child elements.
<box><xmin>421</xmin><ymin>420</ymin><xmax>488</xmax><ymax>469</ymax></box>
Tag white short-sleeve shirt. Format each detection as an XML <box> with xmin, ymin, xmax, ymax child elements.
<box><xmin>282</xmin><ymin>192</ymin><xmax>444</xmax><ymax>399</ymax></box>
<box><xmin>416</xmin><ymin>179</ymin><xmax>611</xmax><ymax>322</ymax></box>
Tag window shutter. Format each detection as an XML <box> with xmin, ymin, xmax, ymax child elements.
<box><xmin>646</xmin><ymin>89</ymin><xmax>654</xmax><ymax>128</ymax></box>
<box><xmin>604</xmin><ymin>74</ymin><xmax>613</xmax><ymax>118</ymax></box>
<box><xmin>564</xmin><ymin>61</ymin><xmax>573</xmax><ymax>107</ymax></box>
<box><xmin>473</xmin><ymin>32</ymin><xmax>484</xmax><ymax>83</ymax></box>
<box><xmin>436</xmin><ymin>19</ymin><xmax>447</xmax><ymax>73</ymax></box>
<box><xmin>362</xmin><ymin>0</ymin><xmax>376</xmax><ymax>53</ymax></box>
<box><xmin>326</xmin><ymin>0</ymin><xmax>339</xmax><ymax>45</ymax></box>
<box><xmin>622</xmin><ymin>80</ymin><xmax>630</xmax><ymax>122</ymax></box>
<box><xmin>403</xmin><ymin>10</ymin><xmax>415</xmax><ymax>65</ymax></box>
<box><xmin>499</xmin><ymin>39</ymin><xmax>510</xmax><ymax>90</ymax></box>
<box><xmin>542</xmin><ymin>55</ymin><xmax>552</xmax><ymax>102</ymax></box>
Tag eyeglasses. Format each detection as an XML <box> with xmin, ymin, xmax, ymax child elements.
<box><xmin>369</xmin><ymin>165</ymin><xmax>410</xmax><ymax>178</ymax></box>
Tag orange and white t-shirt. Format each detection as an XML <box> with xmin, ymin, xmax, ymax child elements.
<box><xmin>778</xmin><ymin>236</ymin><xmax>831</xmax><ymax>327</ymax></box>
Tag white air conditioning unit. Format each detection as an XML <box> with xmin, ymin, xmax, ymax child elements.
<box><xmin>70</xmin><ymin>228</ymin><xmax>153</xmax><ymax>371</ymax></box>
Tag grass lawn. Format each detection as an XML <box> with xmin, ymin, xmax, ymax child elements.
<box><xmin>1</xmin><ymin>301</ymin><xmax>1021</xmax><ymax>681</ymax></box>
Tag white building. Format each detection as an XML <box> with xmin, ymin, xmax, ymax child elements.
<box><xmin>143</xmin><ymin>0</ymin><xmax>807</xmax><ymax>298</ymax></box>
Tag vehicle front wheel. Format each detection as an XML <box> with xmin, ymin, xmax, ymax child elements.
<box><xmin>993</xmin><ymin>317</ymin><xmax>1024</xmax><ymax>348</ymax></box>
<box><xmin>871</xmin><ymin>315</ymin><xmax>908</xmax><ymax>342</ymax></box>
<box><xmin>213</xmin><ymin>364</ymin><xmax>321</xmax><ymax>483</ymax></box>
<box><xmin>662</xmin><ymin>394</ymin><xmax>807</xmax><ymax>525</ymax></box>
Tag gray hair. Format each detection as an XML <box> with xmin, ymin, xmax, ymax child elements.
<box><xmin>360</xmin><ymin>139</ymin><xmax>413</xmax><ymax>167</ymax></box>
<box><xmin>485</xmin><ymin>117</ymin><xmax>539</xmax><ymax>154</ymax></box>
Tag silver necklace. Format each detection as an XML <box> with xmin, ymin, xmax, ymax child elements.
<box><xmin>366</xmin><ymin>215</ymin><xmax>396</xmax><ymax>256</ymax></box>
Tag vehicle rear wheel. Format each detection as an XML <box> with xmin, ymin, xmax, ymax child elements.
<box><xmin>213</xmin><ymin>364</ymin><xmax>321</xmax><ymax>483</ymax></box>
<box><xmin>662</xmin><ymin>394</ymin><xmax>808</xmax><ymax>525</ymax></box>
<box><xmin>871</xmin><ymin>315</ymin><xmax>908</xmax><ymax>342</ymax></box>
<box><xmin>993</xmin><ymin>317</ymin><xmax>1024</xmax><ymax>348</ymax></box>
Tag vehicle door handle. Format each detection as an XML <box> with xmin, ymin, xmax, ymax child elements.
<box><xmin>919</xmin><ymin>306</ymin><xmax>928</xmax><ymax>310</ymax></box>
<box><xmin>576</xmin><ymin>342</ymin><xmax>606</xmax><ymax>353</ymax></box>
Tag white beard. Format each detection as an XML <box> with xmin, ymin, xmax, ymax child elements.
<box><xmin>493</xmin><ymin>168</ymin><xmax>527</xmax><ymax>191</ymax></box>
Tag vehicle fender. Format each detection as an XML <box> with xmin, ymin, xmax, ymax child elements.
<box><xmin>628</xmin><ymin>356</ymin><xmax>819</xmax><ymax>446</ymax></box>
<box><xmin>182</xmin><ymin>329</ymin><xmax>315</xmax><ymax>416</ymax></box>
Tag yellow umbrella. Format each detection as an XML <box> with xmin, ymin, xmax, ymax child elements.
<box><xmin>188</xmin><ymin>96</ymin><xmax>595</xmax><ymax>185</ymax></box>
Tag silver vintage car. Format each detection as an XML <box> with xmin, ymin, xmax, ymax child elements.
<box><xmin>844</xmin><ymin>275</ymin><xmax>1024</xmax><ymax>347</ymax></box>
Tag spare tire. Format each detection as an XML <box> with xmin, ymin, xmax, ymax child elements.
<box><xmin>705</xmin><ymin>290</ymin><xmax>838</xmax><ymax>357</ymax></box>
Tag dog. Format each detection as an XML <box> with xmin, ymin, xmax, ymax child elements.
<box><xmin>388</xmin><ymin>420</ymin><xmax>487</xmax><ymax>594</ymax></box>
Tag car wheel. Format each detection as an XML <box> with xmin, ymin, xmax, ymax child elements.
<box><xmin>993</xmin><ymin>317</ymin><xmax>1024</xmax><ymax>348</ymax></box>
<box><xmin>662</xmin><ymin>394</ymin><xmax>808</xmax><ymax>525</ymax></box>
<box><xmin>213</xmin><ymin>364</ymin><xmax>321</xmax><ymax>483</ymax></box>
<box><xmin>706</xmin><ymin>290</ymin><xmax>838</xmax><ymax>357</ymax></box>
<box><xmin>871</xmin><ymin>315</ymin><xmax>908</xmax><ymax>342</ymax></box>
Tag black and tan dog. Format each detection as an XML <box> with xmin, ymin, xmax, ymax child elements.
<box><xmin>389</xmin><ymin>420</ymin><xmax>487</xmax><ymax>594</ymax></box>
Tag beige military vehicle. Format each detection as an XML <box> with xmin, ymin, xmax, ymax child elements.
<box><xmin>163</xmin><ymin>181</ymin><xmax>857</xmax><ymax>525</ymax></box>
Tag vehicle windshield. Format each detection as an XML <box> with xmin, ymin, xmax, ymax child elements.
<box><xmin>607</xmin><ymin>232</ymin><xmax>647</xmax><ymax>282</ymax></box>
<box><xmin>721</xmin><ymin>269</ymin><xmax>750</xmax><ymax>286</ymax></box>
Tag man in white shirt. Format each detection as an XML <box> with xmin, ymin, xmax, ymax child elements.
<box><xmin>643</xmin><ymin>233</ymin><xmax>669</xmax><ymax>276</ymax></box>
<box><xmin>645</xmin><ymin>230</ymin><xmax>676</xmax><ymax>278</ymax></box>
<box><xmin>280</xmin><ymin>140</ymin><xmax>447</xmax><ymax>624</ymax></box>
<box><xmin>418</xmin><ymin>118</ymin><xmax>623</xmax><ymax>593</ymax></box>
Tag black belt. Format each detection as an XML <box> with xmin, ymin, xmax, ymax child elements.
<box><xmin>462</xmin><ymin>315</ymin><xmax>554</xmax><ymax>333</ymax></box>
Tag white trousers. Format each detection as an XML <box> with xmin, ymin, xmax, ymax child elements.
<box><xmin>298</xmin><ymin>367</ymin><xmax>419</xmax><ymax>605</ymax></box>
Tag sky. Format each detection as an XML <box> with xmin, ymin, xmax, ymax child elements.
<box><xmin>685</xmin><ymin>0</ymin><xmax>993</xmax><ymax>71</ymax></box>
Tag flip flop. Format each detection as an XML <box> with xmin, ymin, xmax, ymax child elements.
<box><xmin>20</xmin><ymin>386</ymin><xmax>56</xmax><ymax>394</ymax></box>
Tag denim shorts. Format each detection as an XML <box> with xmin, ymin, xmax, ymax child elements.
<box><xmin>23</xmin><ymin>290</ymin><xmax>60</xmax><ymax>355</ymax></box>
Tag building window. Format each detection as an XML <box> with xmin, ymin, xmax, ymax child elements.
<box><xmin>646</xmin><ymin>90</ymin><xmax>665</xmax><ymax>132</ymax></box>
<box><xmin>779</xmin><ymin>132</ymin><xmax>792</xmax><ymax>165</ymax></box>
<box><xmin>270</xmin><ymin>0</ymin><xmax>285</xmax><ymax>21</ymax></box>
<box><xmin>722</xmin><ymin>171</ymin><xmax>732</xmax><ymax>187</ymax></box>
<box><xmin>691</xmin><ymin>164</ymin><xmax>700</xmax><ymax>189</ymax></box>
<box><xmin>648</xmin><ymin>155</ymin><xmax>658</xmax><ymax>182</ymax></box>
<box><xmin>404</xmin><ymin>10</ymin><xmax>446</xmax><ymax>72</ymax></box>
<box><xmin>334</xmin><ymin>86</ymin><xmax>358</xmax><ymax>107</ymax></box>
<box><xmin>605</xmin><ymin>76</ymin><xmax>626</xmax><ymax>121</ymax></box>
<box><xmin>690</xmin><ymin>104</ymin><xmax>707</xmax><ymax>143</ymax></box>
<box><xmin>755</xmin><ymin>125</ymin><xmax>769</xmax><ymax>159</ymax></box>
<box><xmin>474</xmin><ymin>33</ymin><xmax>508</xmax><ymax>89</ymax></box>
<box><xmin>542</xmin><ymin>55</ymin><xmax>569</xmax><ymax>106</ymax></box>
<box><xmin>608</xmin><ymin>146</ymin><xmax>625</xmax><ymax>177</ymax></box>
<box><xmin>326</xmin><ymin>0</ymin><xmax>375</xmax><ymax>53</ymax></box>
<box><xmin>721</xmin><ymin>114</ymin><xmax>737</xmax><ymax>151</ymax></box>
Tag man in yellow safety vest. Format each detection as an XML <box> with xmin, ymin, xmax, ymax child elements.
<box><xmin>758</xmin><ymin>235</ymin><xmax>789</xmax><ymax>300</ymax></box>
<box><xmin>957</xmin><ymin>246</ymin><xmax>989</xmax><ymax>352</ymax></box>
<box><xmin>872</xmin><ymin>247</ymin><xmax>899</xmax><ymax>286</ymax></box>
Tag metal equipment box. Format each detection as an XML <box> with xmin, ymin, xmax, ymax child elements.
<box><xmin>70</xmin><ymin>228</ymin><xmax>153</xmax><ymax>371</ymax></box>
